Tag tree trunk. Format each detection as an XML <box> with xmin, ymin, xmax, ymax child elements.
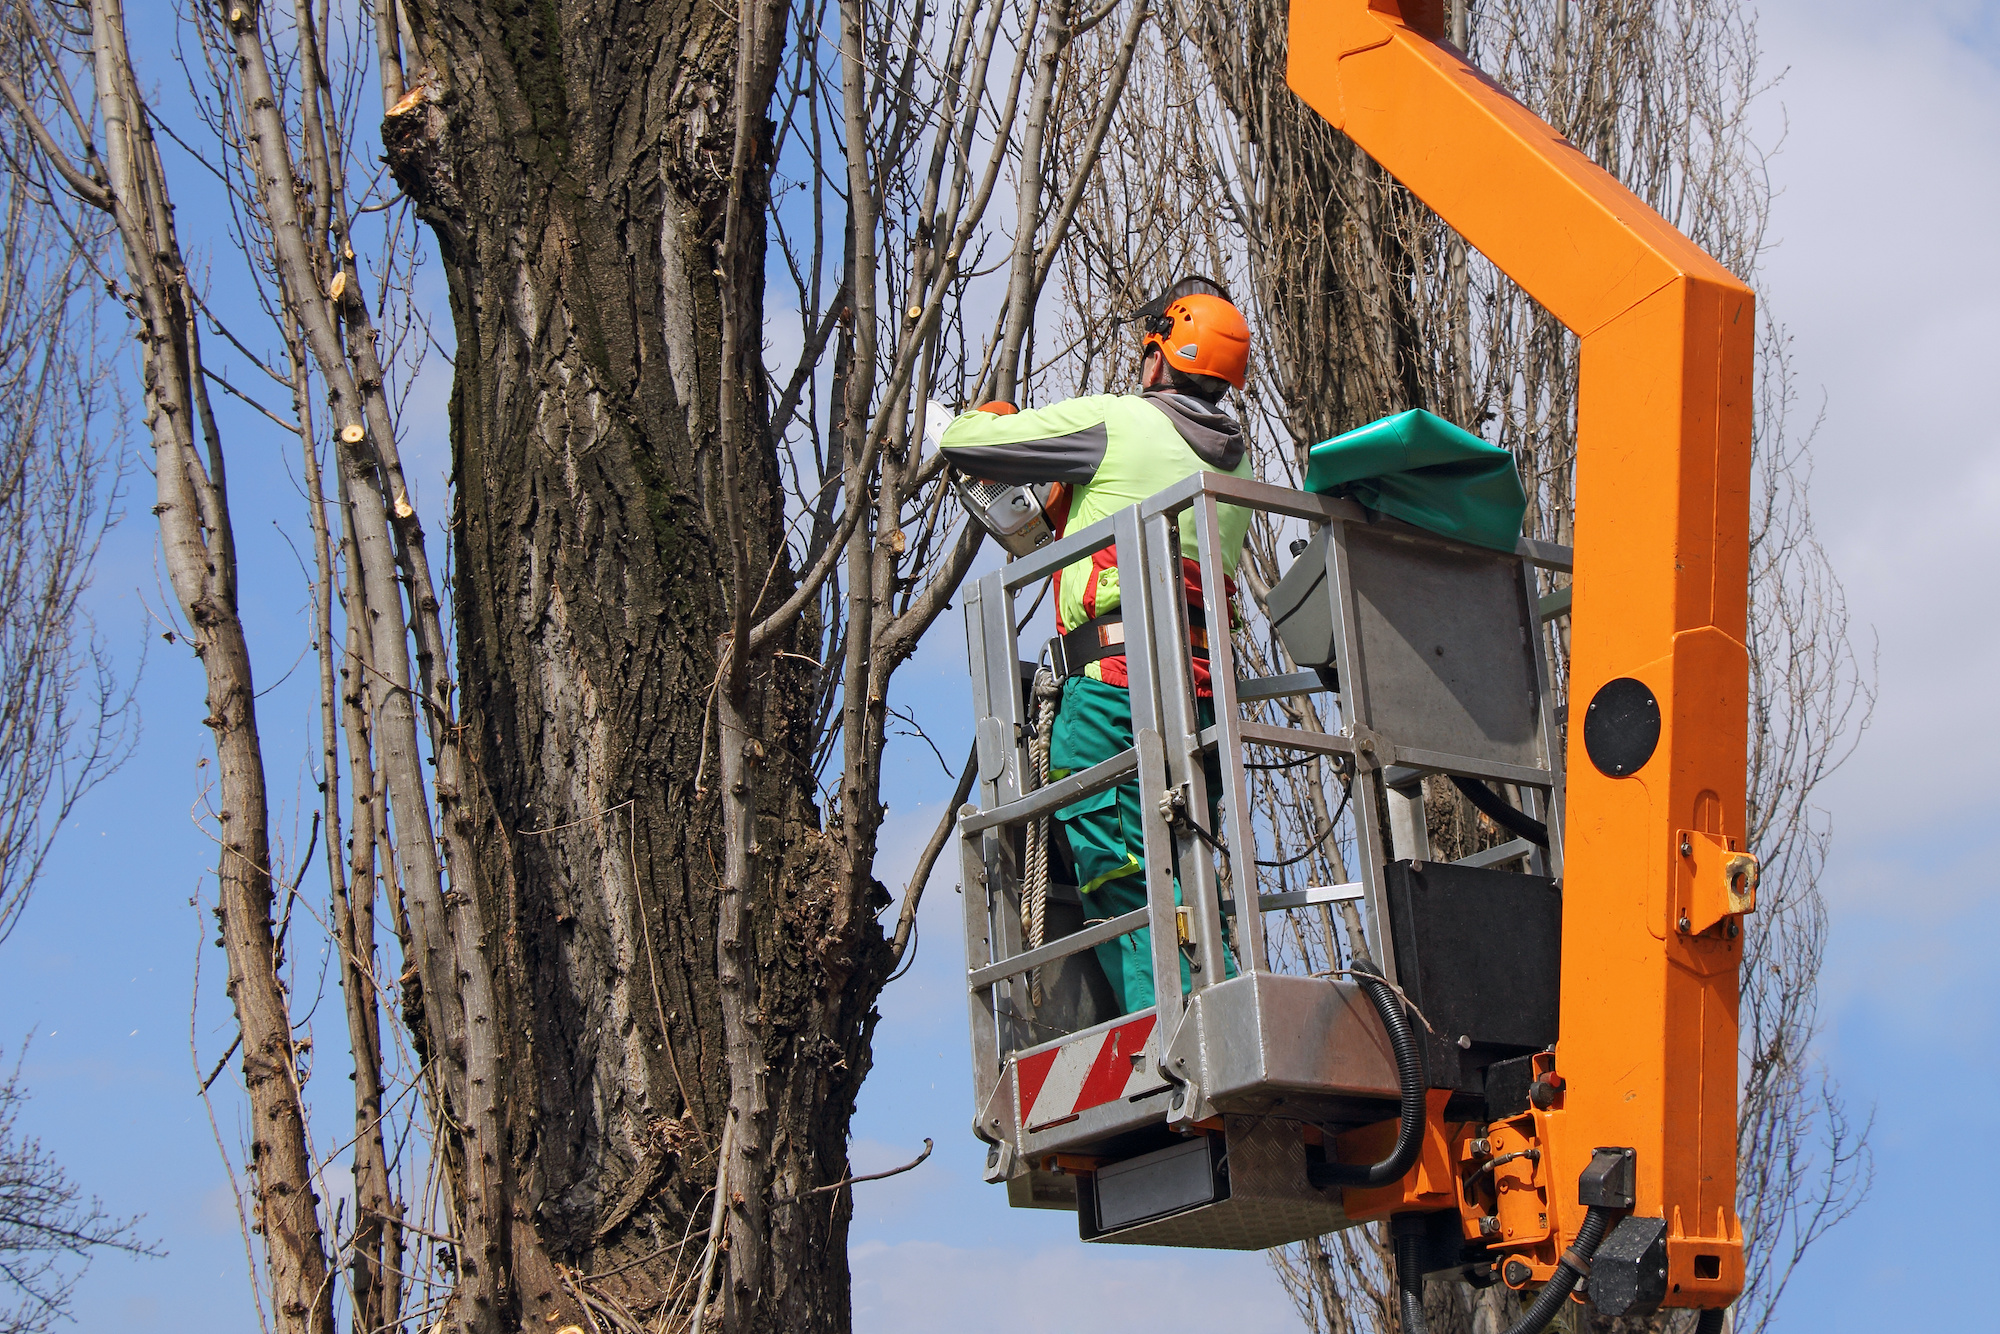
<box><xmin>387</xmin><ymin>3</ymin><xmax>890</xmax><ymax>1324</ymax></box>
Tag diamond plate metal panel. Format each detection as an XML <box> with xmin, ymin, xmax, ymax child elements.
<box><xmin>1081</xmin><ymin>1117</ymin><xmax>1355</xmax><ymax>1250</ymax></box>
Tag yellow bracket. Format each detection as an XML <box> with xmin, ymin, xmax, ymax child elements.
<box><xmin>1677</xmin><ymin>831</ymin><xmax>1758</xmax><ymax>937</ymax></box>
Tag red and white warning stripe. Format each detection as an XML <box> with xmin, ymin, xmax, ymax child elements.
<box><xmin>1014</xmin><ymin>1014</ymin><xmax>1166</xmax><ymax>1131</ymax></box>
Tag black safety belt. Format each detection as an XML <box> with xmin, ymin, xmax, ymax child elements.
<box><xmin>1048</xmin><ymin>608</ymin><xmax>1208</xmax><ymax>680</ymax></box>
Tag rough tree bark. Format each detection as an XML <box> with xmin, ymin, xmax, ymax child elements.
<box><xmin>386</xmin><ymin>2</ymin><xmax>884</xmax><ymax>1323</ymax></box>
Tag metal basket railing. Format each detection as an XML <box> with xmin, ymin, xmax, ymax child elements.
<box><xmin>959</xmin><ymin>470</ymin><xmax>1573</xmax><ymax>1152</ymax></box>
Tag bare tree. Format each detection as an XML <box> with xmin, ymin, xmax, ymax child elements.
<box><xmin>1</xmin><ymin>2</ymin><xmax>339</xmax><ymax>1328</ymax></box>
<box><xmin>0</xmin><ymin>16</ymin><xmax>149</xmax><ymax>1331</ymax></box>
<box><xmin>0</xmin><ymin>0</ymin><xmax>131</xmax><ymax>951</ymax></box>
<box><xmin>7</xmin><ymin>0</ymin><xmax>1156</xmax><ymax>1327</ymax></box>
<box><xmin>1729</xmin><ymin>323</ymin><xmax>1872</xmax><ymax>1334</ymax></box>
<box><xmin>0</xmin><ymin>1052</ymin><xmax>157</xmax><ymax>1334</ymax></box>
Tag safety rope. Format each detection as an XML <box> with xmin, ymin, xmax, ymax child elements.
<box><xmin>1022</xmin><ymin>668</ymin><xmax>1062</xmax><ymax>1008</ymax></box>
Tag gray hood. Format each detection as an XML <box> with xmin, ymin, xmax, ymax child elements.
<box><xmin>1142</xmin><ymin>390</ymin><xmax>1247</xmax><ymax>471</ymax></box>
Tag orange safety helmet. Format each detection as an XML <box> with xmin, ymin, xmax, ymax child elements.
<box><xmin>1137</xmin><ymin>276</ymin><xmax>1250</xmax><ymax>389</ymax></box>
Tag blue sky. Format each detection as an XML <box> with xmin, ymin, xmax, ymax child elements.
<box><xmin>1</xmin><ymin>0</ymin><xmax>1994</xmax><ymax>1330</ymax></box>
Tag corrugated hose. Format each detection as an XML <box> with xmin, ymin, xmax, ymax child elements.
<box><xmin>1308</xmin><ymin>954</ymin><xmax>1427</xmax><ymax>1189</ymax></box>
<box><xmin>1392</xmin><ymin>1204</ymin><xmax>1618</xmax><ymax>1334</ymax></box>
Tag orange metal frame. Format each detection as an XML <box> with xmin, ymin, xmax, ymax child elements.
<box><xmin>1286</xmin><ymin>0</ymin><xmax>1753</xmax><ymax>1310</ymax></box>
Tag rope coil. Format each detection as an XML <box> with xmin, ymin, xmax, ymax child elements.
<box><xmin>1022</xmin><ymin>668</ymin><xmax>1062</xmax><ymax>1008</ymax></box>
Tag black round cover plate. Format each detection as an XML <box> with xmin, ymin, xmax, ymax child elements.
<box><xmin>1583</xmin><ymin>677</ymin><xmax>1660</xmax><ymax>777</ymax></box>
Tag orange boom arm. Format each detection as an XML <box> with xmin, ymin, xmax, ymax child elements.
<box><xmin>1287</xmin><ymin>0</ymin><xmax>1753</xmax><ymax>1310</ymax></box>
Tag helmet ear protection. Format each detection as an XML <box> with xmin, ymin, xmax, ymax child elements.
<box><xmin>1128</xmin><ymin>275</ymin><xmax>1250</xmax><ymax>390</ymax></box>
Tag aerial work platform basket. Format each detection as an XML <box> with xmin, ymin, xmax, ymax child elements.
<box><xmin>957</xmin><ymin>469</ymin><xmax>1573</xmax><ymax>1250</ymax></box>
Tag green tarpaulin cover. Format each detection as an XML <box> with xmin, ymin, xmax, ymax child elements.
<box><xmin>1302</xmin><ymin>408</ymin><xmax>1527</xmax><ymax>552</ymax></box>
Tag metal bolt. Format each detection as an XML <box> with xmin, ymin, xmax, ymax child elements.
<box><xmin>1678</xmin><ymin>914</ymin><xmax>1690</xmax><ymax>933</ymax></box>
<box><xmin>1680</xmin><ymin>839</ymin><xmax>1693</xmax><ymax>857</ymax></box>
<box><xmin>1479</xmin><ymin>1215</ymin><xmax>1501</xmax><ymax>1237</ymax></box>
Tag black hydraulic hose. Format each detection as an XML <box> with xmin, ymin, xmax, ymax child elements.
<box><xmin>1449</xmin><ymin>775</ymin><xmax>1550</xmax><ymax>848</ymax></box>
<box><xmin>1694</xmin><ymin>1309</ymin><xmax>1727</xmax><ymax>1334</ymax></box>
<box><xmin>1309</xmin><ymin>957</ymin><xmax>1426</xmax><ymax>1189</ymax></box>
<box><xmin>1390</xmin><ymin>1204</ymin><xmax>1616</xmax><ymax>1334</ymax></box>
<box><xmin>1392</xmin><ymin>1215</ymin><xmax>1432</xmax><ymax>1334</ymax></box>
<box><xmin>1506</xmin><ymin>1204</ymin><xmax>1615</xmax><ymax>1334</ymax></box>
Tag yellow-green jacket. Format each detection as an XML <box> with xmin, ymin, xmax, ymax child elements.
<box><xmin>940</xmin><ymin>390</ymin><xmax>1254</xmax><ymax>689</ymax></box>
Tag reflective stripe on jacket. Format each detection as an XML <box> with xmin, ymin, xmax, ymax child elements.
<box><xmin>939</xmin><ymin>390</ymin><xmax>1256</xmax><ymax>686</ymax></box>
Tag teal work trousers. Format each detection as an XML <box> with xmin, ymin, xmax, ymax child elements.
<box><xmin>1049</xmin><ymin>676</ymin><xmax>1236</xmax><ymax>1014</ymax></box>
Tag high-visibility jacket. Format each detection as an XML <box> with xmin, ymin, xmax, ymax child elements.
<box><xmin>939</xmin><ymin>390</ymin><xmax>1256</xmax><ymax>688</ymax></box>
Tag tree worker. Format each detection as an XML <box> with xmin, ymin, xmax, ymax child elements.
<box><xmin>938</xmin><ymin>277</ymin><xmax>1256</xmax><ymax>1015</ymax></box>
